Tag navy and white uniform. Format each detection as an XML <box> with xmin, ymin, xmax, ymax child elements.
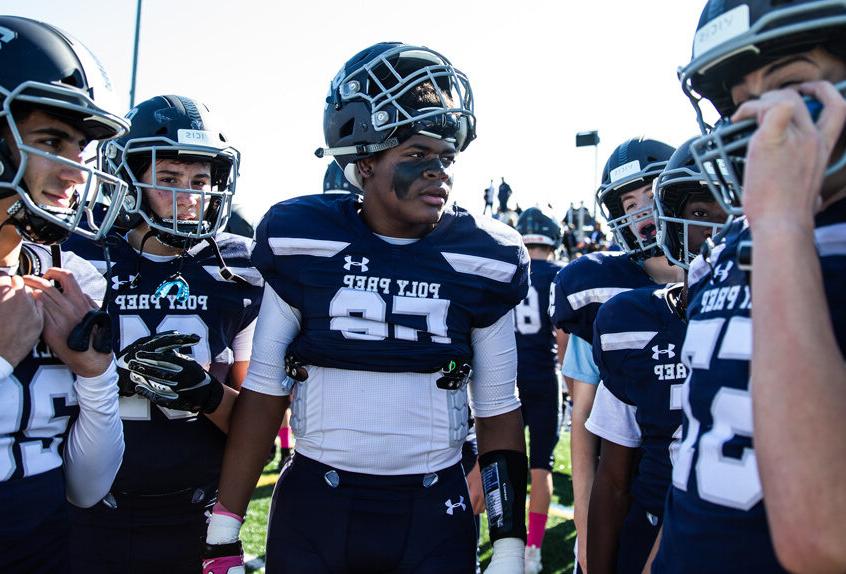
<box><xmin>63</xmin><ymin>232</ymin><xmax>262</xmax><ymax>573</ymax></box>
<box><xmin>0</xmin><ymin>244</ymin><xmax>123</xmax><ymax>574</ymax></box>
<box><xmin>654</xmin><ymin>201</ymin><xmax>846</xmax><ymax>573</ymax></box>
<box><xmin>586</xmin><ymin>283</ymin><xmax>687</xmax><ymax>573</ymax></box>
<box><xmin>550</xmin><ymin>250</ymin><xmax>656</xmax><ymax>344</ymax></box>
<box><xmin>245</xmin><ymin>194</ymin><xmax>528</xmax><ymax>573</ymax></box>
<box><xmin>514</xmin><ymin>258</ymin><xmax>563</xmax><ymax>471</ymax></box>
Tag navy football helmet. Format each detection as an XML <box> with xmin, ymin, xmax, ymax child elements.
<box><xmin>655</xmin><ymin>139</ymin><xmax>730</xmax><ymax>269</ymax></box>
<box><xmin>317</xmin><ymin>43</ymin><xmax>475</xmax><ymax>187</ymax></box>
<box><xmin>680</xmin><ymin>0</ymin><xmax>846</xmax><ymax>215</ymax></box>
<box><xmin>101</xmin><ymin>95</ymin><xmax>240</xmax><ymax>248</ymax></box>
<box><xmin>516</xmin><ymin>207</ymin><xmax>562</xmax><ymax>248</ymax></box>
<box><xmin>596</xmin><ymin>138</ymin><xmax>675</xmax><ymax>260</ymax></box>
<box><xmin>323</xmin><ymin>161</ymin><xmax>363</xmax><ymax>196</ymax></box>
<box><xmin>0</xmin><ymin>16</ymin><xmax>129</xmax><ymax>244</ymax></box>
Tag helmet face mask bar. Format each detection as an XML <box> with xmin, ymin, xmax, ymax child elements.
<box><xmin>0</xmin><ymin>17</ymin><xmax>130</xmax><ymax>244</ymax></box>
<box><xmin>103</xmin><ymin>135</ymin><xmax>239</xmax><ymax>247</ymax></box>
<box><xmin>320</xmin><ymin>43</ymin><xmax>476</xmax><ymax>178</ymax></box>
<box><xmin>689</xmin><ymin>80</ymin><xmax>846</xmax><ymax>217</ymax></box>
<box><xmin>655</xmin><ymin>144</ymin><xmax>730</xmax><ymax>269</ymax></box>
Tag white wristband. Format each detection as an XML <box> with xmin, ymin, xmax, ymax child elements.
<box><xmin>206</xmin><ymin>512</ymin><xmax>243</xmax><ymax>545</ymax></box>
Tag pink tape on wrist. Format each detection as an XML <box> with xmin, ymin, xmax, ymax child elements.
<box><xmin>212</xmin><ymin>501</ymin><xmax>244</xmax><ymax>523</ymax></box>
<box><xmin>203</xmin><ymin>555</ymin><xmax>244</xmax><ymax>574</ymax></box>
<box><xmin>278</xmin><ymin>425</ymin><xmax>293</xmax><ymax>448</ymax></box>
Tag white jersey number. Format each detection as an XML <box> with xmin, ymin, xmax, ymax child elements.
<box><xmin>329</xmin><ymin>288</ymin><xmax>451</xmax><ymax>344</ymax></box>
<box><xmin>672</xmin><ymin>316</ymin><xmax>760</xmax><ymax>510</ymax></box>
<box><xmin>0</xmin><ymin>365</ymin><xmax>77</xmax><ymax>480</ymax></box>
<box><xmin>117</xmin><ymin>314</ymin><xmax>211</xmax><ymax>421</ymax></box>
<box><xmin>514</xmin><ymin>286</ymin><xmax>542</xmax><ymax>335</ymax></box>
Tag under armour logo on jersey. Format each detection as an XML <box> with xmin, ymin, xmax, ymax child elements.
<box><xmin>0</xmin><ymin>26</ymin><xmax>17</xmax><ymax>48</ymax></box>
<box><xmin>343</xmin><ymin>256</ymin><xmax>369</xmax><ymax>272</ymax></box>
<box><xmin>444</xmin><ymin>496</ymin><xmax>466</xmax><ymax>516</ymax></box>
<box><xmin>112</xmin><ymin>274</ymin><xmax>137</xmax><ymax>291</ymax></box>
<box><xmin>652</xmin><ymin>344</ymin><xmax>676</xmax><ymax>360</ymax></box>
<box><xmin>712</xmin><ymin>261</ymin><xmax>734</xmax><ymax>283</ymax></box>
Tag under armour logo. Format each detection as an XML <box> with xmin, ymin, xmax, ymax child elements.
<box><xmin>112</xmin><ymin>274</ymin><xmax>137</xmax><ymax>290</ymax></box>
<box><xmin>444</xmin><ymin>496</ymin><xmax>466</xmax><ymax>515</ymax></box>
<box><xmin>712</xmin><ymin>261</ymin><xmax>733</xmax><ymax>283</ymax></box>
<box><xmin>0</xmin><ymin>26</ymin><xmax>17</xmax><ymax>49</ymax></box>
<box><xmin>652</xmin><ymin>344</ymin><xmax>676</xmax><ymax>360</ymax></box>
<box><xmin>343</xmin><ymin>256</ymin><xmax>369</xmax><ymax>272</ymax></box>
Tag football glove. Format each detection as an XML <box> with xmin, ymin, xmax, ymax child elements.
<box><xmin>116</xmin><ymin>331</ymin><xmax>223</xmax><ymax>413</ymax></box>
<box><xmin>204</xmin><ymin>503</ymin><xmax>245</xmax><ymax>574</ymax></box>
<box><xmin>483</xmin><ymin>537</ymin><xmax>525</xmax><ymax>574</ymax></box>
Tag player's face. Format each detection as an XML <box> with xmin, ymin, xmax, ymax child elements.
<box><xmin>362</xmin><ymin>134</ymin><xmax>456</xmax><ymax>236</ymax></box>
<box><xmin>142</xmin><ymin>159</ymin><xmax>212</xmax><ymax>221</ymax></box>
<box><xmin>730</xmin><ymin>47</ymin><xmax>846</xmax><ymax>197</ymax></box>
<box><xmin>4</xmin><ymin>110</ymin><xmax>90</xmax><ymax>210</ymax></box>
<box><xmin>681</xmin><ymin>198</ymin><xmax>727</xmax><ymax>254</ymax></box>
<box><xmin>620</xmin><ymin>182</ymin><xmax>656</xmax><ymax>242</ymax></box>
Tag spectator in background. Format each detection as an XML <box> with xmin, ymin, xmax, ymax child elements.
<box><xmin>483</xmin><ymin>179</ymin><xmax>495</xmax><ymax>215</ymax></box>
<box><xmin>498</xmin><ymin>177</ymin><xmax>512</xmax><ymax>213</ymax></box>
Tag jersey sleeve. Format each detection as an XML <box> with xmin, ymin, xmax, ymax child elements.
<box><xmin>562</xmin><ymin>334</ymin><xmax>600</xmax><ymax>385</ymax></box>
<box><xmin>592</xmin><ymin>300</ymin><xmax>635</xmax><ymax>405</ymax></box>
<box><xmin>584</xmin><ymin>381</ymin><xmax>641</xmax><ymax>447</ymax></box>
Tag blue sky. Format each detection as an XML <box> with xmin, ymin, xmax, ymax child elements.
<box><xmin>6</xmin><ymin>0</ymin><xmax>709</xmax><ymax>223</ymax></box>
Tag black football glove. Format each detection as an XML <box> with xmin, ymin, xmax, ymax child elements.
<box><xmin>116</xmin><ymin>331</ymin><xmax>224</xmax><ymax>413</ymax></box>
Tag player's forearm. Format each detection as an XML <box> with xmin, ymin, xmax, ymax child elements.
<box><xmin>217</xmin><ymin>388</ymin><xmax>289</xmax><ymax>516</ymax></box>
<box><xmin>571</xmin><ymin>385</ymin><xmax>599</xmax><ymax>541</ymax></box>
<box><xmin>751</xmin><ymin>224</ymin><xmax>846</xmax><ymax>571</ymax></box>
<box><xmin>475</xmin><ymin>407</ymin><xmax>525</xmax><ymax>454</ymax></box>
<box><xmin>204</xmin><ymin>385</ymin><xmax>238</xmax><ymax>434</ymax></box>
<box><xmin>65</xmin><ymin>361</ymin><xmax>125</xmax><ymax>508</ymax></box>
<box><xmin>587</xmin><ymin>464</ymin><xmax>630</xmax><ymax>574</ymax></box>
<box><xmin>642</xmin><ymin>525</ymin><xmax>662</xmax><ymax>574</ymax></box>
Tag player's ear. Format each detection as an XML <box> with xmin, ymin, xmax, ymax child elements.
<box><xmin>356</xmin><ymin>157</ymin><xmax>375</xmax><ymax>180</ymax></box>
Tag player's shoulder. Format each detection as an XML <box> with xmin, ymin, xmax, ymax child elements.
<box><xmin>256</xmin><ymin>193</ymin><xmax>358</xmax><ymax>246</ymax></box>
<box><xmin>595</xmin><ymin>284</ymin><xmax>664</xmax><ymax>332</ymax></box>
<box><xmin>189</xmin><ymin>232</ymin><xmax>264</xmax><ymax>288</ymax></box>
<box><xmin>688</xmin><ymin>218</ymin><xmax>748</xmax><ymax>287</ymax></box>
<box><xmin>437</xmin><ymin>205</ymin><xmax>526</xmax><ymax>257</ymax></box>
<box><xmin>556</xmin><ymin>250</ymin><xmax>636</xmax><ymax>287</ymax></box>
<box><xmin>531</xmin><ymin>258</ymin><xmax>564</xmax><ymax>281</ymax></box>
<box><xmin>23</xmin><ymin>242</ymin><xmax>107</xmax><ymax>301</ymax></box>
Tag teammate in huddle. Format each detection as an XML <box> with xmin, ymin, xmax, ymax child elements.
<box><xmin>204</xmin><ymin>43</ymin><xmax>530</xmax><ymax>574</ymax></box>
<box><xmin>585</xmin><ymin>140</ymin><xmax>728</xmax><ymax>574</ymax></box>
<box><xmin>513</xmin><ymin>207</ymin><xmax>567</xmax><ymax>574</ymax></box>
<box><xmin>64</xmin><ymin>95</ymin><xmax>262</xmax><ymax>573</ymax></box>
<box><xmin>653</xmin><ymin>1</ymin><xmax>846</xmax><ymax>572</ymax></box>
<box><xmin>550</xmin><ymin>137</ymin><xmax>681</xmax><ymax>572</ymax></box>
<box><xmin>0</xmin><ymin>16</ymin><xmax>126</xmax><ymax>573</ymax></box>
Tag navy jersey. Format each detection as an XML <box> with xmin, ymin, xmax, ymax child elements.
<box><xmin>550</xmin><ymin>251</ymin><xmax>654</xmax><ymax>343</ymax></box>
<box><xmin>0</xmin><ymin>244</ymin><xmax>105</xmax><ymax>535</ymax></box>
<box><xmin>64</xmin><ymin>233</ymin><xmax>262</xmax><ymax>493</ymax></box>
<box><xmin>252</xmin><ymin>194</ymin><xmax>529</xmax><ymax>373</ymax></box>
<box><xmin>655</xmin><ymin>200</ymin><xmax>846</xmax><ymax>573</ymax></box>
<box><xmin>592</xmin><ymin>284</ymin><xmax>686</xmax><ymax>516</ymax></box>
<box><xmin>514</xmin><ymin>258</ymin><xmax>562</xmax><ymax>387</ymax></box>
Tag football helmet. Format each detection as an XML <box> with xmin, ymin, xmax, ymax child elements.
<box><xmin>0</xmin><ymin>16</ymin><xmax>129</xmax><ymax>244</ymax></box>
<box><xmin>655</xmin><ymin>138</ymin><xmax>730</xmax><ymax>269</ymax></box>
<box><xmin>317</xmin><ymin>42</ymin><xmax>475</xmax><ymax>187</ymax></box>
<box><xmin>102</xmin><ymin>95</ymin><xmax>239</xmax><ymax>248</ymax></box>
<box><xmin>596</xmin><ymin>138</ymin><xmax>675</xmax><ymax>260</ymax></box>
<box><xmin>680</xmin><ymin>0</ymin><xmax>846</xmax><ymax>215</ymax></box>
<box><xmin>515</xmin><ymin>207</ymin><xmax>562</xmax><ymax>248</ymax></box>
<box><xmin>323</xmin><ymin>160</ymin><xmax>363</xmax><ymax>196</ymax></box>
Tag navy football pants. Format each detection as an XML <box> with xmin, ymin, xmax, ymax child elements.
<box><xmin>519</xmin><ymin>384</ymin><xmax>562</xmax><ymax>471</ymax></box>
<box><xmin>266</xmin><ymin>454</ymin><xmax>477</xmax><ymax>574</ymax></box>
<box><xmin>616</xmin><ymin>499</ymin><xmax>662</xmax><ymax>574</ymax></box>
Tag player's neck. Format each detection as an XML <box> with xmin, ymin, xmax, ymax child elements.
<box><xmin>643</xmin><ymin>255</ymin><xmax>684</xmax><ymax>284</ymax></box>
<box><xmin>127</xmin><ymin>225</ymin><xmax>183</xmax><ymax>257</ymax></box>
<box><xmin>528</xmin><ymin>246</ymin><xmax>553</xmax><ymax>261</ymax></box>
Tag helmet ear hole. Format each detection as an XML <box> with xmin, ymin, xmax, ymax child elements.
<box><xmin>340</xmin><ymin>119</ymin><xmax>355</xmax><ymax>139</ymax></box>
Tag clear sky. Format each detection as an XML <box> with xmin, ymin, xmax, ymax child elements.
<box><xmin>6</xmin><ymin>0</ymin><xmax>710</xmax><ymax>224</ymax></box>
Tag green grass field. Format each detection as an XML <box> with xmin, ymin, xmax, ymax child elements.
<box><xmin>242</xmin><ymin>432</ymin><xmax>576</xmax><ymax>573</ymax></box>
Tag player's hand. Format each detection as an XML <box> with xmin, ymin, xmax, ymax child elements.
<box><xmin>483</xmin><ymin>538</ymin><xmax>525</xmax><ymax>573</ymax></box>
<box><xmin>202</xmin><ymin>543</ymin><xmax>245</xmax><ymax>574</ymax></box>
<box><xmin>116</xmin><ymin>331</ymin><xmax>224</xmax><ymax>413</ymax></box>
<box><xmin>204</xmin><ymin>504</ymin><xmax>245</xmax><ymax>574</ymax></box>
<box><xmin>0</xmin><ymin>275</ymin><xmax>43</xmax><ymax>368</ymax></box>
<box><xmin>733</xmin><ymin>81</ymin><xmax>846</xmax><ymax>231</ymax></box>
<box><xmin>23</xmin><ymin>269</ymin><xmax>111</xmax><ymax>378</ymax></box>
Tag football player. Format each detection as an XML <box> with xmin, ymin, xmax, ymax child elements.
<box><xmin>653</xmin><ymin>1</ymin><xmax>846</xmax><ymax>572</ymax></box>
<box><xmin>513</xmin><ymin>207</ymin><xmax>567</xmax><ymax>574</ymax></box>
<box><xmin>203</xmin><ymin>42</ymin><xmax>529</xmax><ymax>574</ymax></box>
<box><xmin>63</xmin><ymin>94</ymin><xmax>263</xmax><ymax>573</ymax></box>
<box><xmin>550</xmin><ymin>137</ymin><xmax>682</xmax><ymax>573</ymax></box>
<box><xmin>584</xmin><ymin>140</ymin><xmax>728</xmax><ymax>574</ymax></box>
<box><xmin>0</xmin><ymin>16</ymin><xmax>126</xmax><ymax>573</ymax></box>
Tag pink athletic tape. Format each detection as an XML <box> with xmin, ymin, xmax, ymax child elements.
<box><xmin>212</xmin><ymin>501</ymin><xmax>244</xmax><ymax>523</ymax></box>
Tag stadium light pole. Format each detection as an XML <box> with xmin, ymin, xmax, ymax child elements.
<box><xmin>129</xmin><ymin>0</ymin><xmax>143</xmax><ymax>108</ymax></box>
<box><xmin>575</xmin><ymin>130</ymin><xmax>600</xmax><ymax>220</ymax></box>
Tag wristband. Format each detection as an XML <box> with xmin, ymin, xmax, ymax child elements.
<box><xmin>206</xmin><ymin>503</ymin><xmax>244</xmax><ymax>545</ymax></box>
<box><xmin>479</xmin><ymin>449</ymin><xmax>528</xmax><ymax>542</ymax></box>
